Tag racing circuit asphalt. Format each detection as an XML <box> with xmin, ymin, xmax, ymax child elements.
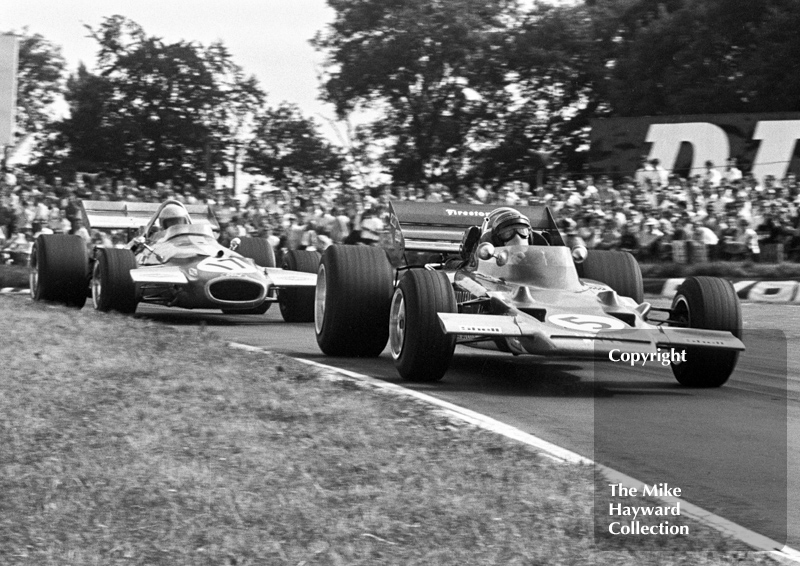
<box><xmin>130</xmin><ymin>298</ymin><xmax>800</xmax><ymax>552</ymax></box>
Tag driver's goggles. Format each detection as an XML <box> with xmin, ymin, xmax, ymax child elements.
<box><xmin>498</xmin><ymin>226</ymin><xmax>531</xmax><ymax>242</ymax></box>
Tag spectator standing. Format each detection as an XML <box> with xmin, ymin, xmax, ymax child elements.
<box><xmin>723</xmin><ymin>157</ymin><xmax>743</xmax><ymax>183</ymax></box>
<box><xmin>651</xmin><ymin>159</ymin><xmax>670</xmax><ymax>188</ymax></box>
<box><xmin>704</xmin><ymin>161</ymin><xmax>723</xmax><ymax>188</ymax></box>
<box><xmin>618</xmin><ymin>222</ymin><xmax>640</xmax><ymax>255</ymax></box>
<box><xmin>639</xmin><ymin>218</ymin><xmax>665</xmax><ymax>260</ymax></box>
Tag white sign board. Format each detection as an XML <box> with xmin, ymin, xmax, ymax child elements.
<box><xmin>0</xmin><ymin>35</ymin><xmax>19</xmax><ymax>146</ymax></box>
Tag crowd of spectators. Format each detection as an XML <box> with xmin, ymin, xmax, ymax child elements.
<box><xmin>1</xmin><ymin>159</ymin><xmax>800</xmax><ymax>265</ymax></box>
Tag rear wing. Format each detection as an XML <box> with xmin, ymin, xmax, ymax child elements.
<box><xmin>386</xmin><ymin>201</ymin><xmax>565</xmax><ymax>257</ymax></box>
<box><xmin>79</xmin><ymin>200</ymin><xmax>220</xmax><ymax>232</ymax></box>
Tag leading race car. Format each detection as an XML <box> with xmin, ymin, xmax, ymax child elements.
<box><xmin>30</xmin><ymin>199</ymin><xmax>318</xmax><ymax>320</ymax></box>
<box><xmin>313</xmin><ymin>201</ymin><xmax>745</xmax><ymax>387</ymax></box>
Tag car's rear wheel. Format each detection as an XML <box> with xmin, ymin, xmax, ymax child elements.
<box><xmin>278</xmin><ymin>250</ymin><xmax>321</xmax><ymax>322</ymax></box>
<box><xmin>92</xmin><ymin>248</ymin><xmax>138</xmax><ymax>313</ymax></box>
<box><xmin>670</xmin><ymin>276</ymin><xmax>741</xmax><ymax>387</ymax></box>
<box><xmin>578</xmin><ymin>249</ymin><xmax>643</xmax><ymax>303</ymax></box>
<box><xmin>390</xmin><ymin>269</ymin><xmax>457</xmax><ymax>381</ymax></box>
<box><xmin>30</xmin><ymin>234</ymin><xmax>88</xmax><ymax>308</ymax></box>
<box><xmin>236</xmin><ymin>237</ymin><xmax>276</xmax><ymax>268</ymax></box>
<box><xmin>315</xmin><ymin>245</ymin><xmax>394</xmax><ymax>356</ymax></box>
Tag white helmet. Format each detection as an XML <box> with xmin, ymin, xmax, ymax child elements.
<box><xmin>160</xmin><ymin>203</ymin><xmax>191</xmax><ymax>229</ymax></box>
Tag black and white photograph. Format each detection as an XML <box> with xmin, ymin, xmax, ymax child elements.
<box><xmin>2</xmin><ymin>0</ymin><xmax>799</xmax><ymax>563</ymax></box>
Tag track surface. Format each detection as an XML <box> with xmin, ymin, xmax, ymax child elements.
<box><xmin>136</xmin><ymin>299</ymin><xmax>799</xmax><ymax>549</ymax></box>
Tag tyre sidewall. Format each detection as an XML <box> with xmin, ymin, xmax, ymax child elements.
<box><xmin>30</xmin><ymin>234</ymin><xmax>88</xmax><ymax>307</ymax></box>
<box><xmin>314</xmin><ymin>245</ymin><xmax>393</xmax><ymax>356</ymax></box>
<box><xmin>93</xmin><ymin>248</ymin><xmax>138</xmax><ymax>313</ymax></box>
<box><xmin>670</xmin><ymin>276</ymin><xmax>741</xmax><ymax>387</ymax></box>
<box><xmin>392</xmin><ymin>269</ymin><xmax>456</xmax><ymax>381</ymax></box>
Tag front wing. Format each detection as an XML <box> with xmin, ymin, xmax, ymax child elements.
<box><xmin>437</xmin><ymin>313</ymin><xmax>745</xmax><ymax>358</ymax></box>
<box><xmin>129</xmin><ymin>266</ymin><xmax>316</xmax><ymax>288</ymax></box>
<box><xmin>127</xmin><ymin>265</ymin><xmax>316</xmax><ymax>309</ymax></box>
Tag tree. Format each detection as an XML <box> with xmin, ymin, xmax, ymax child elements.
<box><xmin>314</xmin><ymin>0</ymin><xmax>800</xmax><ymax>182</ymax></box>
<box><xmin>313</xmin><ymin>0</ymin><xmax>520</xmax><ymax>186</ymax></box>
<box><xmin>592</xmin><ymin>0</ymin><xmax>800</xmax><ymax>115</ymax></box>
<box><xmin>8</xmin><ymin>29</ymin><xmax>66</xmax><ymax>135</ymax></box>
<box><xmin>469</xmin><ymin>2</ymin><xmax>605</xmax><ymax>181</ymax></box>
<box><xmin>43</xmin><ymin>16</ymin><xmax>264</xmax><ymax>185</ymax></box>
<box><xmin>243</xmin><ymin>102</ymin><xmax>344</xmax><ymax>190</ymax></box>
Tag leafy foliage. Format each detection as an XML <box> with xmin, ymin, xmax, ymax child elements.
<box><xmin>313</xmin><ymin>0</ymin><xmax>522</xmax><ymax>185</ymax></box>
<box><xmin>243</xmin><ymin>102</ymin><xmax>344</xmax><ymax>189</ymax></box>
<box><xmin>314</xmin><ymin>0</ymin><xmax>800</xmax><ymax>185</ymax></box>
<box><xmin>4</xmin><ymin>29</ymin><xmax>66</xmax><ymax>134</ymax></box>
<box><xmin>42</xmin><ymin>16</ymin><xmax>264</xmax><ymax>185</ymax></box>
<box><xmin>13</xmin><ymin>2</ymin><xmax>800</xmax><ymax>186</ymax></box>
<box><xmin>589</xmin><ymin>0</ymin><xmax>800</xmax><ymax>115</ymax></box>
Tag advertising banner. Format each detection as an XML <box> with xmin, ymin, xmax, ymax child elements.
<box><xmin>589</xmin><ymin>113</ymin><xmax>800</xmax><ymax>182</ymax></box>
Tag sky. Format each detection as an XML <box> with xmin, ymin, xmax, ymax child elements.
<box><xmin>4</xmin><ymin>0</ymin><xmax>340</xmax><ymax>136</ymax></box>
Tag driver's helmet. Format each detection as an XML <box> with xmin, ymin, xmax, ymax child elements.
<box><xmin>160</xmin><ymin>203</ymin><xmax>191</xmax><ymax>230</ymax></box>
<box><xmin>482</xmin><ymin>207</ymin><xmax>532</xmax><ymax>246</ymax></box>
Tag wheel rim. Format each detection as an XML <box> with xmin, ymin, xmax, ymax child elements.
<box><xmin>389</xmin><ymin>289</ymin><xmax>406</xmax><ymax>360</ymax></box>
<box><xmin>671</xmin><ymin>295</ymin><xmax>691</xmax><ymax>369</ymax></box>
<box><xmin>672</xmin><ymin>296</ymin><xmax>690</xmax><ymax>327</ymax></box>
<box><xmin>91</xmin><ymin>260</ymin><xmax>102</xmax><ymax>309</ymax></box>
<box><xmin>314</xmin><ymin>264</ymin><xmax>326</xmax><ymax>334</ymax></box>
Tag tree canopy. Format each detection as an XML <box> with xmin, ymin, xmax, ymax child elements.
<box><xmin>38</xmin><ymin>16</ymin><xmax>266</xmax><ymax>185</ymax></box>
<box><xmin>243</xmin><ymin>102</ymin><xmax>344</xmax><ymax>190</ymax></box>
<box><xmin>313</xmin><ymin>0</ymin><xmax>800</xmax><ymax>185</ymax></box>
<box><xmin>10</xmin><ymin>2</ymin><xmax>800</xmax><ymax>186</ymax></box>
<box><xmin>4</xmin><ymin>29</ymin><xmax>65</xmax><ymax>135</ymax></box>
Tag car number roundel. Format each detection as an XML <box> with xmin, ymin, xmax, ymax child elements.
<box><xmin>547</xmin><ymin>313</ymin><xmax>627</xmax><ymax>332</ymax></box>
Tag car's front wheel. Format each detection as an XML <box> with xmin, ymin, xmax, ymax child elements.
<box><xmin>670</xmin><ymin>276</ymin><xmax>741</xmax><ymax>387</ymax></box>
<box><xmin>92</xmin><ymin>248</ymin><xmax>138</xmax><ymax>313</ymax></box>
<box><xmin>390</xmin><ymin>269</ymin><xmax>457</xmax><ymax>382</ymax></box>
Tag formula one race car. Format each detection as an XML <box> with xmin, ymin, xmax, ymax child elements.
<box><xmin>313</xmin><ymin>201</ymin><xmax>745</xmax><ymax>387</ymax></box>
<box><xmin>30</xmin><ymin>199</ymin><xmax>318</xmax><ymax>320</ymax></box>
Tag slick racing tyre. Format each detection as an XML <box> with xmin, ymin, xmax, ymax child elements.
<box><xmin>390</xmin><ymin>269</ymin><xmax>457</xmax><ymax>382</ymax></box>
<box><xmin>670</xmin><ymin>276</ymin><xmax>742</xmax><ymax>388</ymax></box>
<box><xmin>236</xmin><ymin>237</ymin><xmax>276</xmax><ymax>268</ymax></box>
<box><xmin>30</xmin><ymin>234</ymin><xmax>88</xmax><ymax>308</ymax></box>
<box><xmin>92</xmin><ymin>248</ymin><xmax>138</xmax><ymax>314</ymax></box>
<box><xmin>578</xmin><ymin>250</ymin><xmax>643</xmax><ymax>303</ymax></box>
<box><xmin>315</xmin><ymin>245</ymin><xmax>394</xmax><ymax>357</ymax></box>
<box><xmin>278</xmin><ymin>249</ymin><xmax>321</xmax><ymax>323</ymax></box>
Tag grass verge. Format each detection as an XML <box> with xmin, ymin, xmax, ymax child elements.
<box><xmin>0</xmin><ymin>296</ymin><xmax>777</xmax><ymax>565</ymax></box>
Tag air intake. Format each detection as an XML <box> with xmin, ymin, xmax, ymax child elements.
<box><xmin>208</xmin><ymin>279</ymin><xmax>264</xmax><ymax>302</ymax></box>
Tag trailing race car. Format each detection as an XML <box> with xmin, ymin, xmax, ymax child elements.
<box><xmin>30</xmin><ymin>199</ymin><xmax>318</xmax><ymax>320</ymax></box>
<box><xmin>314</xmin><ymin>201</ymin><xmax>745</xmax><ymax>388</ymax></box>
